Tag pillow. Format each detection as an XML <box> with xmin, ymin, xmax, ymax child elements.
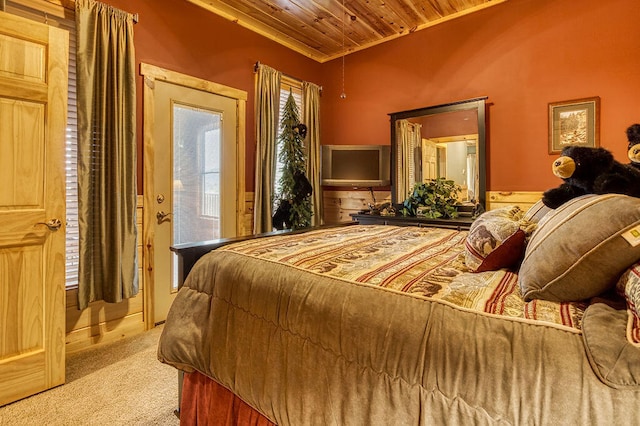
<box><xmin>616</xmin><ymin>263</ymin><xmax>640</xmax><ymax>346</ymax></box>
<box><xmin>464</xmin><ymin>206</ymin><xmax>535</xmax><ymax>272</ymax></box>
<box><xmin>523</xmin><ymin>199</ymin><xmax>554</xmax><ymax>224</ymax></box>
<box><xmin>519</xmin><ymin>194</ymin><xmax>640</xmax><ymax>302</ymax></box>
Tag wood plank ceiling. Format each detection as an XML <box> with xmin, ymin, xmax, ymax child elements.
<box><xmin>187</xmin><ymin>0</ymin><xmax>508</xmax><ymax>63</ymax></box>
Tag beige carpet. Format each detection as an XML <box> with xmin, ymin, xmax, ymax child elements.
<box><xmin>0</xmin><ymin>325</ymin><xmax>180</xmax><ymax>426</ymax></box>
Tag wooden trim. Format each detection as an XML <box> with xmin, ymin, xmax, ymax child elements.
<box><xmin>65</xmin><ymin>312</ymin><xmax>145</xmax><ymax>354</ymax></box>
<box><xmin>141</xmin><ymin>71</ymin><xmax>156</xmax><ymax>330</ymax></box>
<box><xmin>185</xmin><ymin>0</ymin><xmax>328</xmax><ymax>63</ymax></box>
<box><xmin>428</xmin><ymin>134</ymin><xmax>478</xmax><ymax>144</ymax></box>
<box><xmin>64</xmin><ymin>196</ymin><xmax>145</xmax><ymax>350</ymax></box>
<box><xmin>236</xmin><ymin>98</ymin><xmax>247</xmax><ymax>236</ymax></box>
<box><xmin>186</xmin><ymin>0</ymin><xmax>508</xmax><ymax>63</ymax></box>
<box><xmin>486</xmin><ymin>191</ymin><xmax>543</xmax><ymax>211</ymax></box>
<box><xmin>8</xmin><ymin>0</ymin><xmax>71</xmax><ymax>18</ymax></box>
<box><xmin>65</xmin><ymin>289</ymin><xmax>143</xmax><ymax>331</ymax></box>
<box><xmin>140</xmin><ymin>63</ymin><xmax>248</xmax><ymax>328</ymax></box>
<box><xmin>140</xmin><ymin>63</ymin><xmax>247</xmax><ymax>101</ymax></box>
<box><xmin>18</xmin><ymin>1</ymin><xmax>136</xmax><ymax>22</ymax></box>
<box><xmin>43</xmin><ymin>0</ymin><xmax>74</xmax><ymax>10</ymax></box>
<box><xmin>321</xmin><ymin>1</ymin><xmax>510</xmax><ymax>63</ymax></box>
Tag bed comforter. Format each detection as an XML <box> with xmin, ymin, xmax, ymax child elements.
<box><xmin>158</xmin><ymin>225</ymin><xmax>640</xmax><ymax>425</ymax></box>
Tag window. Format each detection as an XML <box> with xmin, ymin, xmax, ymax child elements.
<box><xmin>6</xmin><ymin>1</ymin><xmax>79</xmax><ymax>289</ymax></box>
<box><xmin>201</xmin><ymin>127</ymin><xmax>221</xmax><ymax>218</ymax></box>
<box><xmin>65</xmin><ymin>21</ymin><xmax>79</xmax><ymax>289</ymax></box>
<box><xmin>172</xmin><ymin>104</ymin><xmax>224</xmax><ymax>244</ymax></box>
<box><xmin>274</xmin><ymin>77</ymin><xmax>303</xmax><ymax>208</ymax></box>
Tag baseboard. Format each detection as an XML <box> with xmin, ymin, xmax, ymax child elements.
<box><xmin>65</xmin><ymin>312</ymin><xmax>145</xmax><ymax>355</ymax></box>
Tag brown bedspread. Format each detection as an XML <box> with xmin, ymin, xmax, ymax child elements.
<box><xmin>158</xmin><ymin>225</ymin><xmax>640</xmax><ymax>425</ymax></box>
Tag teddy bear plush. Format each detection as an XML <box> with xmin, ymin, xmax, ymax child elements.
<box><xmin>541</xmin><ymin>146</ymin><xmax>640</xmax><ymax>209</ymax></box>
<box><xmin>272</xmin><ymin>199</ymin><xmax>293</xmax><ymax>230</ymax></box>
<box><xmin>627</xmin><ymin>123</ymin><xmax>640</xmax><ymax>169</ymax></box>
<box><xmin>272</xmin><ymin>171</ymin><xmax>313</xmax><ymax>230</ymax></box>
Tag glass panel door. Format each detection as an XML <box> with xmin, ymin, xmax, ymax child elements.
<box><xmin>151</xmin><ymin>77</ymin><xmax>238</xmax><ymax>324</ymax></box>
<box><xmin>172</xmin><ymin>104</ymin><xmax>222</xmax><ymax>290</ymax></box>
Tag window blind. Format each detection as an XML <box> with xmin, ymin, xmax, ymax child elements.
<box><xmin>7</xmin><ymin>1</ymin><xmax>79</xmax><ymax>289</ymax></box>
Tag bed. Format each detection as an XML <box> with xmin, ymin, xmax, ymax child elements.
<box><xmin>157</xmin><ymin>194</ymin><xmax>640</xmax><ymax>425</ymax></box>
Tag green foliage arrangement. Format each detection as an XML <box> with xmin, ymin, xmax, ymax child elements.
<box><xmin>276</xmin><ymin>91</ymin><xmax>312</xmax><ymax>229</ymax></box>
<box><xmin>401</xmin><ymin>178</ymin><xmax>461</xmax><ymax>219</ymax></box>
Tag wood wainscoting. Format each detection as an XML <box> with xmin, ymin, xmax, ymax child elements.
<box><xmin>242</xmin><ymin>192</ymin><xmax>255</xmax><ymax>235</ymax></box>
<box><xmin>65</xmin><ymin>196</ymin><xmax>145</xmax><ymax>354</ymax></box>
<box><xmin>486</xmin><ymin>191</ymin><xmax>544</xmax><ymax>212</ymax></box>
<box><xmin>323</xmin><ymin>190</ymin><xmax>544</xmax><ymax>224</ymax></box>
<box><xmin>323</xmin><ymin>189</ymin><xmax>392</xmax><ymax>224</ymax></box>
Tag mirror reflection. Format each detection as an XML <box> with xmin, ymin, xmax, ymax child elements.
<box><xmin>390</xmin><ymin>98</ymin><xmax>487</xmax><ymax>212</ymax></box>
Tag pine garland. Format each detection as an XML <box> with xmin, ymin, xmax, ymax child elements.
<box><xmin>275</xmin><ymin>91</ymin><xmax>312</xmax><ymax>229</ymax></box>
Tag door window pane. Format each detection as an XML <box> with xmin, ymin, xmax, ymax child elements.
<box><xmin>172</xmin><ymin>104</ymin><xmax>222</xmax><ymax>289</ymax></box>
<box><xmin>201</xmin><ymin>128</ymin><xmax>220</xmax><ymax>218</ymax></box>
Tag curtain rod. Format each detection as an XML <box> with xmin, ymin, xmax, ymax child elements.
<box><xmin>2</xmin><ymin>1</ymin><xmax>136</xmax><ymax>23</ymax></box>
<box><xmin>254</xmin><ymin>61</ymin><xmax>322</xmax><ymax>94</ymax></box>
<box><xmin>47</xmin><ymin>1</ymin><xmax>139</xmax><ymax>23</ymax></box>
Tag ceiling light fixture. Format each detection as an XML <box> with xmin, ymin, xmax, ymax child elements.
<box><xmin>340</xmin><ymin>0</ymin><xmax>346</xmax><ymax>99</ymax></box>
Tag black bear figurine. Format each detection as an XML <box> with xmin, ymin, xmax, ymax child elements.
<box><xmin>542</xmin><ymin>146</ymin><xmax>640</xmax><ymax>209</ymax></box>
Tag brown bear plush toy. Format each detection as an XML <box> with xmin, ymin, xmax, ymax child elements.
<box><xmin>542</xmin><ymin>146</ymin><xmax>640</xmax><ymax>209</ymax></box>
<box><xmin>627</xmin><ymin>123</ymin><xmax>640</xmax><ymax>169</ymax></box>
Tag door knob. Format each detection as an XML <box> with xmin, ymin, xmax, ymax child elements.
<box><xmin>156</xmin><ymin>211</ymin><xmax>173</xmax><ymax>224</ymax></box>
<box><xmin>35</xmin><ymin>218</ymin><xmax>62</xmax><ymax>231</ymax></box>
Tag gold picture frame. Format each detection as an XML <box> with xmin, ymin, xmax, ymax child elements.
<box><xmin>548</xmin><ymin>97</ymin><xmax>600</xmax><ymax>154</ymax></box>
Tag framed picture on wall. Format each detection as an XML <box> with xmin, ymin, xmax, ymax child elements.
<box><xmin>548</xmin><ymin>97</ymin><xmax>600</xmax><ymax>154</ymax></box>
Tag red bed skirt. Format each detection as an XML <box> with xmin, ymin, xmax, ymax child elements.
<box><xmin>180</xmin><ymin>371</ymin><xmax>276</xmax><ymax>425</ymax></box>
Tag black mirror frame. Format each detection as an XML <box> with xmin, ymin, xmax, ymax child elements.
<box><xmin>389</xmin><ymin>97</ymin><xmax>487</xmax><ymax>211</ymax></box>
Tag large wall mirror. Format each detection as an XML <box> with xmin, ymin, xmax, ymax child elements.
<box><xmin>390</xmin><ymin>97</ymin><xmax>487</xmax><ymax>211</ymax></box>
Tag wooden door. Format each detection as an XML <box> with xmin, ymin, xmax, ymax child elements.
<box><xmin>141</xmin><ymin>64</ymin><xmax>247</xmax><ymax>327</ymax></box>
<box><xmin>421</xmin><ymin>139</ymin><xmax>438</xmax><ymax>181</ymax></box>
<box><xmin>152</xmin><ymin>80</ymin><xmax>238</xmax><ymax>324</ymax></box>
<box><xmin>0</xmin><ymin>12</ymin><xmax>68</xmax><ymax>406</ymax></box>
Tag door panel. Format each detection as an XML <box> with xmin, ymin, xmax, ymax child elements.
<box><xmin>0</xmin><ymin>12</ymin><xmax>68</xmax><ymax>406</ymax></box>
<box><xmin>152</xmin><ymin>80</ymin><xmax>238</xmax><ymax>324</ymax></box>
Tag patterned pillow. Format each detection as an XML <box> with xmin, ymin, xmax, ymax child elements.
<box><xmin>616</xmin><ymin>263</ymin><xmax>640</xmax><ymax>346</ymax></box>
<box><xmin>519</xmin><ymin>194</ymin><xmax>640</xmax><ymax>302</ymax></box>
<box><xmin>465</xmin><ymin>206</ymin><xmax>536</xmax><ymax>272</ymax></box>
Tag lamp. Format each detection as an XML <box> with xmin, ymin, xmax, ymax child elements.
<box><xmin>340</xmin><ymin>0</ymin><xmax>346</xmax><ymax>99</ymax></box>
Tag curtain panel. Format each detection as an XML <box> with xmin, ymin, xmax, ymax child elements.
<box><xmin>76</xmin><ymin>0</ymin><xmax>138</xmax><ymax>310</ymax></box>
<box><xmin>302</xmin><ymin>82</ymin><xmax>322</xmax><ymax>226</ymax></box>
<box><xmin>396</xmin><ymin>120</ymin><xmax>422</xmax><ymax>200</ymax></box>
<box><xmin>253</xmin><ymin>64</ymin><xmax>281</xmax><ymax>234</ymax></box>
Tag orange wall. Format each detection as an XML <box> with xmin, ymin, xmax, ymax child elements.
<box><xmin>104</xmin><ymin>0</ymin><xmax>322</xmax><ymax>193</ymax></box>
<box><xmin>319</xmin><ymin>0</ymin><xmax>640</xmax><ymax>191</ymax></box>
<box><xmin>106</xmin><ymin>0</ymin><xmax>640</xmax><ymax>194</ymax></box>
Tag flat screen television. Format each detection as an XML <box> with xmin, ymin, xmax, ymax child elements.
<box><xmin>321</xmin><ymin>144</ymin><xmax>391</xmax><ymax>187</ymax></box>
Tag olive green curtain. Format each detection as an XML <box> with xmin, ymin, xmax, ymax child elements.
<box><xmin>253</xmin><ymin>64</ymin><xmax>282</xmax><ymax>233</ymax></box>
<box><xmin>76</xmin><ymin>0</ymin><xmax>138</xmax><ymax>310</ymax></box>
<box><xmin>302</xmin><ymin>82</ymin><xmax>322</xmax><ymax>225</ymax></box>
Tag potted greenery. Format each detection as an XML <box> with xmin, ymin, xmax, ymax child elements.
<box><xmin>400</xmin><ymin>178</ymin><xmax>461</xmax><ymax>219</ymax></box>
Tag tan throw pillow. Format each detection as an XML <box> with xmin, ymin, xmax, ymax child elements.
<box><xmin>465</xmin><ymin>206</ymin><xmax>535</xmax><ymax>272</ymax></box>
<box><xmin>519</xmin><ymin>194</ymin><xmax>640</xmax><ymax>302</ymax></box>
<box><xmin>523</xmin><ymin>199</ymin><xmax>554</xmax><ymax>224</ymax></box>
